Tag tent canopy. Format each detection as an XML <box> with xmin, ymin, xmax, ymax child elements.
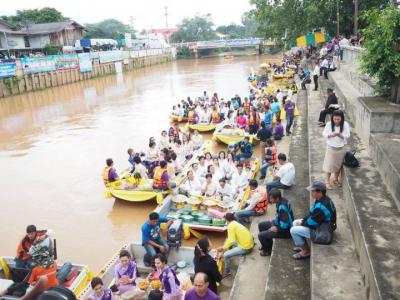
<box><xmin>296</xmin><ymin>32</ymin><xmax>331</xmax><ymax>47</ymax></box>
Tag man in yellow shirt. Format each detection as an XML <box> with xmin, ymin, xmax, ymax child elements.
<box><xmin>217</xmin><ymin>213</ymin><xmax>254</xmax><ymax>276</ymax></box>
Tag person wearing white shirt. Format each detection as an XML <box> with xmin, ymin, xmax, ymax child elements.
<box><xmin>191</xmin><ymin>130</ymin><xmax>204</xmax><ymax>150</ymax></box>
<box><xmin>223</xmin><ymin>153</ymin><xmax>237</xmax><ymax>180</ymax></box>
<box><xmin>235</xmin><ymin>180</ymin><xmax>266</xmax><ymax>224</ymax></box>
<box><xmin>201</xmin><ymin>173</ymin><xmax>217</xmax><ymax>197</ymax></box>
<box><xmin>266</xmin><ymin>153</ymin><xmax>295</xmax><ymax>192</ymax></box>
<box><xmin>216</xmin><ymin>178</ymin><xmax>234</xmax><ymax>201</ymax></box>
<box><xmin>322</xmin><ymin>110</ymin><xmax>350</xmax><ymax>189</ymax></box>
<box><xmin>320</xmin><ymin>58</ymin><xmax>329</xmax><ymax>77</ymax></box>
<box><xmin>231</xmin><ymin>164</ymin><xmax>249</xmax><ymax>193</ymax></box>
<box><xmin>192</xmin><ymin>162</ymin><xmax>205</xmax><ymax>183</ymax></box>
<box><xmin>197</xmin><ymin>156</ymin><xmax>207</xmax><ymax>179</ymax></box>
<box><xmin>324</xmin><ymin>58</ymin><xmax>337</xmax><ymax>79</ymax></box>
<box><xmin>133</xmin><ymin>156</ymin><xmax>148</xmax><ymax>179</ymax></box>
<box><xmin>180</xmin><ymin>170</ymin><xmax>202</xmax><ymax>196</ymax></box>
<box><xmin>159</xmin><ymin>130</ymin><xmax>170</xmax><ymax>150</ymax></box>
<box><xmin>207</xmin><ymin>164</ymin><xmax>223</xmax><ymax>185</ymax></box>
<box><xmin>276</xmin><ymin>90</ymin><xmax>284</xmax><ymax>102</ymax></box>
<box><xmin>313</xmin><ymin>63</ymin><xmax>320</xmax><ymax>91</ymax></box>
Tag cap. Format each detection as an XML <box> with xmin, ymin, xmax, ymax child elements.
<box><xmin>307</xmin><ymin>180</ymin><xmax>326</xmax><ymax>192</ymax></box>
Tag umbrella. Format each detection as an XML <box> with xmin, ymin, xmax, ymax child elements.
<box><xmin>296</xmin><ymin>32</ymin><xmax>331</xmax><ymax>47</ymax></box>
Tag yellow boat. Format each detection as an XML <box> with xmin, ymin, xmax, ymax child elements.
<box><xmin>0</xmin><ymin>256</ymin><xmax>93</xmax><ymax>297</ymax></box>
<box><xmin>224</xmin><ymin>55</ymin><xmax>234</xmax><ymax>60</ymax></box>
<box><xmin>104</xmin><ymin>142</ymin><xmax>211</xmax><ymax>203</ymax></box>
<box><xmin>212</xmin><ymin>128</ymin><xmax>259</xmax><ymax>145</ymax></box>
<box><xmin>186</xmin><ymin>123</ymin><xmax>218</xmax><ymax>132</ymax></box>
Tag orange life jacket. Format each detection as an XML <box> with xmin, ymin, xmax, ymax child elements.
<box><xmin>171</xmin><ymin>127</ymin><xmax>180</xmax><ymax>139</ymax></box>
<box><xmin>212</xmin><ymin>111</ymin><xmax>220</xmax><ymax>123</ymax></box>
<box><xmin>249</xmin><ymin>112</ymin><xmax>260</xmax><ymax>126</ymax></box>
<box><xmin>153</xmin><ymin>166</ymin><xmax>168</xmax><ymax>190</ymax></box>
<box><xmin>188</xmin><ymin>111</ymin><xmax>195</xmax><ymax>122</ymax></box>
<box><xmin>103</xmin><ymin>166</ymin><xmax>112</xmax><ymax>185</ymax></box>
<box><xmin>254</xmin><ymin>186</ymin><xmax>268</xmax><ymax>213</ymax></box>
<box><xmin>16</xmin><ymin>231</ymin><xmax>46</xmax><ymax>261</ymax></box>
<box><xmin>243</xmin><ymin>102</ymin><xmax>250</xmax><ymax>114</ymax></box>
<box><xmin>265</xmin><ymin>146</ymin><xmax>277</xmax><ymax>164</ymax></box>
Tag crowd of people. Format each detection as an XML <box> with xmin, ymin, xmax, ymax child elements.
<box><xmin>2</xmin><ymin>44</ymin><xmax>353</xmax><ymax>300</ymax></box>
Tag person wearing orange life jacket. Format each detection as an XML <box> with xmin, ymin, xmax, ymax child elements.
<box><xmin>248</xmin><ymin>107</ymin><xmax>261</xmax><ymax>134</ymax></box>
<box><xmin>188</xmin><ymin>109</ymin><xmax>197</xmax><ymax>124</ymax></box>
<box><xmin>103</xmin><ymin>158</ymin><xmax>119</xmax><ymax>186</ymax></box>
<box><xmin>259</xmin><ymin>139</ymin><xmax>277</xmax><ymax>180</ymax></box>
<box><xmin>168</xmin><ymin>122</ymin><xmax>180</xmax><ymax>141</ymax></box>
<box><xmin>211</xmin><ymin>107</ymin><xmax>220</xmax><ymax>124</ymax></box>
<box><xmin>15</xmin><ymin>225</ymin><xmax>46</xmax><ymax>269</ymax></box>
<box><xmin>153</xmin><ymin>160</ymin><xmax>175</xmax><ymax>191</ymax></box>
<box><xmin>235</xmin><ymin>180</ymin><xmax>268</xmax><ymax>225</ymax></box>
<box><xmin>243</xmin><ymin>97</ymin><xmax>251</xmax><ymax>115</ymax></box>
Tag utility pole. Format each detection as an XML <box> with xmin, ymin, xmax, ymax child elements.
<box><xmin>336</xmin><ymin>0</ymin><xmax>340</xmax><ymax>36</ymax></box>
<box><xmin>354</xmin><ymin>0</ymin><xmax>359</xmax><ymax>34</ymax></box>
<box><xmin>129</xmin><ymin>16</ymin><xmax>135</xmax><ymax>31</ymax></box>
<box><xmin>164</xmin><ymin>6</ymin><xmax>169</xmax><ymax>29</ymax></box>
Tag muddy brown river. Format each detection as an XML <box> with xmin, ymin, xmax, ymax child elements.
<box><xmin>0</xmin><ymin>55</ymin><xmax>280</xmax><ymax>271</ymax></box>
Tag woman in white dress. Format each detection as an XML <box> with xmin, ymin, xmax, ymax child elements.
<box><xmin>322</xmin><ymin>110</ymin><xmax>350</xmax><ymax>189</ymax></box>
<box><xmin>191</xmin><ymin>130</ymin><xmax>204</xmax><ymax>150</ymax></box>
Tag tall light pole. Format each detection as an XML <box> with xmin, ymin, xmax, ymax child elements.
<box><xmin>354</xmin><ymin>0</ymin><xmax>359</xmax><ymax>34</ymax></box>
<box><xmin>164</xmin><ymin>6</ymin><xmax>169</xmax><ymax>29</ymax></box>
<box><xmin>336</xmin><ymin>0</ymin><xmax>340</xmax><ymax>36</ymax></box>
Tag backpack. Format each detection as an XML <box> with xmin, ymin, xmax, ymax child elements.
<box><xmin>343</xmin><ymin>150</ymin><xmax>359</xmax><ymax>168</ymax></box>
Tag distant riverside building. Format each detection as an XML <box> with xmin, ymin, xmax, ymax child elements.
<box><xmin>0</xmin><ymin>19</ymin><xmax>84</xmax><ymax>56</ymax></box>
<box><xmin>147</xmin><ymin>28</ymin><xmax>178</xmax><ymax>43</ymax></box>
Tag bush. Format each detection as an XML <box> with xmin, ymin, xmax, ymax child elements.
<box><xmin>44</xmin><ymin>44</ymin><xmax>62</xmax><ymax>55</ymax></box>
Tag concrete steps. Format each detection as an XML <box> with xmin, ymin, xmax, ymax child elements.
<box><xmin>307</xmin><ymin>83</ymin><xmax>366</xmax><ymax>300</ymax></box>
<box><xmin>264</xmin><ymin>90</ymin><xmax>311</xmax><ymax>300</ymax></box>
<box><xmin>320</xmin><ymin>72</ymin><xmax>400</xmax><ymax>299</ymax></box>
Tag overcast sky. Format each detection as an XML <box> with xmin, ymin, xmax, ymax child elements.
<box><xmin>0</xmin><ymin>0</ymin><xmax>254</xmax><ymax>30</ymax></box>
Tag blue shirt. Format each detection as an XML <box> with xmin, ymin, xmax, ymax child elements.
<box><xmin>141</xmin><ymin>217</ymin><xmax>168</xmax><ymax>244</ymax></box>
<box><xmin>264</xmin><ymin>111</ymin><xmax>273</xmax><ymax>127</ymax></box>
<box><xmin>271</xmin><ymin>102</ymin><xmax>280</xmax><ymax>114</ymax></box>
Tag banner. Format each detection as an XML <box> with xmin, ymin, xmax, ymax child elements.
<box><xmin>98</xmin><ymin>51</ymin><xmax>123</xmax><ymax>64</ymax></box>
<box><xmin>78</xmin><ymin>53</ymin><xmax>93</xmax><ymax>72</ymax></box>
<box><xmin>55</xmin><ymin>54</ymin><xmax>79</xmax><ymax>71</ymax></box>
<box><xmin>21</xmin><ymin>56</ymin><xmax>56</xmax><ymax>74</ymax></box>
<box><xmin>0</xmin><ymin>59</ymin><xmax>17</xmax><ymax>78</ymax></box>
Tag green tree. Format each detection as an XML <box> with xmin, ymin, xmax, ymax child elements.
<box><xmin>360</xmin><ymin>6</ymin><xmax>400</xmax><ymax>103</ymax></box>
<box><xmin>216</xmin><ymin>24</ymin><xmax>246</xmax><ymax>39</ymax></box>
<box><xmin>171</xmin><ymin>14</ymin><xmax>217</xmax><ymax>43</ymax></box>
<box><xmin>84</xmin><ymin>19</ymin><xmax>135</xmax><ymax>39</ymax></box>
<box><xmin>1</xmin><ymin>7</ymin><xmax>66</xmax><ymax>25</ymax></box>
<box><xmin>241</xmin><ymin>11</ymin><xmax>260</xmax><ymax>38</ymax></box>
<box><xmin>250</xmin><ymin>0</ymin><xmax>392</xmax><ymax>47</ymax></box>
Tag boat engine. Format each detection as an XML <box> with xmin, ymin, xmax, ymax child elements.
<box><xmin>167</xmin><ymin>219</ymin><xmax>183</xmax><ymax>249</ymax></box>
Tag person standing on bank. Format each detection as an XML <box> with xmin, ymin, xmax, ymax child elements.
<box><xmin>322</xmin><ymin>110</ymin><xmax>350</xmax><ymax>189</ymax></box>
<box><xmin>313</xmin><ymin>62</ymin><xmax>320</xmax><ymax>91</ymax></box>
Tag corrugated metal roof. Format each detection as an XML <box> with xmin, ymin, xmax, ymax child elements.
<box><xmin>0</xmin><ymin>20</ymin><xmax>84</xmax><ymax>35</ymax></box>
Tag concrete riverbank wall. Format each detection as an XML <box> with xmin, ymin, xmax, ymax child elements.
<box><xmin>0</xmin><ymin>52</ymin><xmax>174</xmax><ymax>99</ymax></box>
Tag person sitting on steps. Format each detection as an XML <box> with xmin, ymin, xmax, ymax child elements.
<box><xmin>317</xmin><ymin>88</ymin><xmax>339</xmax><ymax>127</ymax></box>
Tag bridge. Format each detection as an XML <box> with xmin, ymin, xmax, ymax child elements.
<box><xmin>171</xmin><ymin>38</ymin><xmax>276</xmax><ymax>58</ymax></box>
<box><xmin>172</xmin><ymin>38</ymin><xmax>275</xmax><ymax>49</ymax></box>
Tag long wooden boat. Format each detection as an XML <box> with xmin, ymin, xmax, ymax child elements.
<box><xmin>212</xmin><ymin>127</ymin><xmax>259</xmax><ymax>146</ymax></box>
<box><xmin>0</xmin><ymin>256</ymin><xmax>93</xmax><ymax>298</ymax></box>
<box><xmin>154</xmin><ymin>160</ymin><xmax>260</xmax><ymax>233</ymax></box>
<box><xmin>186</xmin><ymin>123</ymin><xmax>218</xmax><ymax>133</ymax></box>
<box><xmin>104</xmin><ymin>142</ymin><xmax>211</xmax><ymax>203</ymax></box>
<box><xmin>77</xmin><ymin>243</ymin><xmax>195</xmax><ymax>299</ymax></box>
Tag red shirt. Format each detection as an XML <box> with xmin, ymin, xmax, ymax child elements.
<box><xmin>28</xmin><ymin>263</ymin><xmax>59</xmax><ymax>290</ymax></box>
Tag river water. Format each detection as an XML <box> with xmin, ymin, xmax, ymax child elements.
<box><xmin>0</xmin><ymin>55</ymin><xmax>279</xmax><ymax>271</ymax></box>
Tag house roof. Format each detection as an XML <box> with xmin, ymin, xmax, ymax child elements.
<box><xmin>0</xmin><ymin>20</ymin><xmax>85</xmax><ymax>35</ymax></box>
